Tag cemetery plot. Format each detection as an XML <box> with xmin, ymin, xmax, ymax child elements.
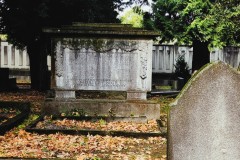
<box><xmin>26</xmin><ymin>115</ymin><xmax>165</xmax><ymax>138</ymax></box>
<box><xmin>0</xmin><ymin>102</ymin><xmax>30</xmax><ymax>135</ymax></box>
<box><xmin>0</xmin><ymin>91</ymin><xmax>167</xmax><ymax>159</ymax></box>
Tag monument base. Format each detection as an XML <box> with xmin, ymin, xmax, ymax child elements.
<box><xmin>43</xmin><ymin>99</ymin><xmax>160</xmax><ymax>120</ymax></box>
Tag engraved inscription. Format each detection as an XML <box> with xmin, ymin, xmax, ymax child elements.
<box><xmin>75</xmin><ymin>79</ymin><xmax>132</xmax><ymax>88</ymax></box>
<box><xmin>60</xmin><ymin>38</ymin><xmax>139</xmax><ymax>52</ymax></box>
<box><xmin>54</xmin><ymin>38</ymin><xmax>152</xmax><ymax>91</ymax></box>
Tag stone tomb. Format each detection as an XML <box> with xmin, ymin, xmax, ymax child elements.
<box><xmin>168</xmin><ymin>61</ymin><xmax>240</xmax><ymax>160</ymax></box>
<box><xmin>43</xmin><ymin>23</ymin><xmax>160</xmax><ymax>119</ymax></box>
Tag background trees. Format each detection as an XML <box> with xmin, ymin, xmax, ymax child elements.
<box><xmin>3</xmin><ymin>0</ymin><xmax>238</xmax><ymax>89</ymax></box>
<box><xmin>0</xmin><ymin>0</ymin><xmax>120</xmax><ymax>90</ymax></box>
<box><xmin>145</xmin><ymin>0</ymin><xmax>240</xmax><ymax>72</ymax></box>
<box><xmin>210</xmin><ymin>0</ymin><xmax>240</xmax><ymax>47</ymax></box>
<box><xmin>120</xmin><ymin>7</ymin><xmax>144</xmax><ymax>28</ymax></box>
<box><xmin>0</xmin><ymin>0</ymin><xmax>152</xmax><ymax>91</ymax></box>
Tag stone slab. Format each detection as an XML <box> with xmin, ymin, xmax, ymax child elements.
<box><xmin>168</xmin><ymin>61</ymin><xmax>240</xmax><ymax>160</ymax></box>
<box><xmin>52</xmin><ymin>38</ymin><xmax>153</xmax><ymax>92</ymax></box>
<box><xmin>43</xmin><ymin>99</ymin><xmax>160</xmax><ymax>120</ymax></box>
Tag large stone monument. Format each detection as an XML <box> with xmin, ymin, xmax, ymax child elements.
<box><xmin>168</xmin><ymin>61</ymin><xmax>240</xmax><ymax>160</ymax></box>
<box><xmin>43</xmin><ymin>23</ymin><xmax>160</xmax><ymax>119</ymax></box>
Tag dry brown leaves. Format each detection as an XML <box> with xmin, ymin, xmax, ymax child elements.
<box><xmin>0</xmin><ymin>91</ymin><xmax>168</xmax><ymax>159</ymax></box>
<box><xmin>0</xmin><ymin>107</ymin><xmax>20</xmax><ymax>124</ymax></box>
<box><xmin>0</xmin><ymin>91</ymin><xmax>45</xmax><ymax>102</ymax></box>
<box><xmin>0</xmin><ymin>91</ymin><xmax>45</xmax><ymax>113</ymax></box>
<box><xmin>36</xmin><ymin>118</ymin><xmax>160</xmax><ymax>133</ymax></box>
<box><xmin>0</xmin><ymin>129</ymin><xmax>167</xmax><ymax>159</ymax></box>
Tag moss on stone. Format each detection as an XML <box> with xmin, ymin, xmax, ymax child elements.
<box><xmin>43</xmin><ymin>23</ymin><xmax>159</xmax><ymax>38</ymax></box>
<box><xmin>60</xmin><ymin>38</ymin><xmax>138</xmax><ymax>53</ymax></box>
<box><xmin>72</xmin><ymin>22</ymin><xmax>132</xmax><ymax>29</ymax></box>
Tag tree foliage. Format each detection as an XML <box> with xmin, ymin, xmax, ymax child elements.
<box><xmin>0</xmin><ymin>0</ymin><xmax>120</xmax><ymax>90</ymax></box>
<box><xmin>0</xmin><ymin>0</ymin><xmax>152</xmax><ymax>90</ymax></box>
<box><xmin>120</xmin><ymin>7</ymin><xmax>144</xmax><ymax>28</ymax></box>
<box><xmin>147</xmin><ymin>0</ymin><xmax>240</xmax><ymax>47</ymax></box>
<box><xmin>0</xmin><ymin>0</ymin><xmax>120</xmax><ymax>48</ymax></box>
<box><xmin>174</xmin><ymin>55</ymin><xmax>191</xmax><ymax>79</ymax></box>
<box><xmin>145</xmin><ymin>0</ymin><xmax>240</xmax><ymax>71</ymax></box>
<box><xmin>0</xmin><ymin>34</ymin><xmax>7</xmax><ymax>40</ymax></box>
<box><xmin>209</xmin><ymin>0</ymin><xmax>240</xmax><ymax>47</ymax></box>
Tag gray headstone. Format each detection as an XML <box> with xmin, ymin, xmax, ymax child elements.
<box><xmin>168</xmin><ymin>61</ymin><xmax>240</xmax><ymax>160</ymax></box>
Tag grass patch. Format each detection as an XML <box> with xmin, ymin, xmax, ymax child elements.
<box><xmin>149</xmin><ymin>96</ymin><xmax>173</xmax><ymax>114</ymax></box>
<box><xmin>14</xmin><ymin>114</ymin><xmax>39</xmax><ymax>133</ymax></box>
<box><xmin>155</xmin><ymin>86</ymin><xmax>172</xmax><ymax>90</ymax></box>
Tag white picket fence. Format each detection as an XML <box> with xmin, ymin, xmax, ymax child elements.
<box><xmin>0</xmin><ymin>41</ymin><xmax>30</xmax><ymax>69</ymax></box>
<box><xmin>0</xmin><ymin>41</ymin><xmax>51</xmax><ymax>70</ymax></box>
<box><xmin>152</xmin><ymin>45</ymin><xmax>240</xmax><ymax>73</ymax></box>
<box><xmin>152</xmin><ymin>45</ymin><xmax>193</xmax><ymax>73</ymax></box>
<box><xmin>1</xmin><ymin>41</ymin><xmax>240</xmax><ymax>74</ymax></box>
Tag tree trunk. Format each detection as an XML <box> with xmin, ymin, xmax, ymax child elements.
<box><xmin>27</xmin><ymin>39</ymin><xmax>50</xmax><ymax>91</ymax></box>
<box><xmin>192</xmin><ymin>40</ymin><xmax>210</xmax><ymax>73</ymax></box>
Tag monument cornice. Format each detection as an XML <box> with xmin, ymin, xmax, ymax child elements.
<box><xmin>43</xmin><ymin>23</ymin><xmax>159</xmax><ymax>38</ymax></box>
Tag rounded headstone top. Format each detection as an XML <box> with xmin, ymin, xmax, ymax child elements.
<box><xmin>43</xmin><ymin>22</ymin><xmax>159</xmax><ymax>38</ymax></box>
<box><xmin>170</xmin><ymin>61</ymin><xmax>239</xmax><ymax>106</ymax></box>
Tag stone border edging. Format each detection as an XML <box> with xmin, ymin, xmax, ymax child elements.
<box><xmin>0</xmin><ymin>102</ymin><xmax>30</xmax><ymax>135</ymax></box>
<box><xmin>25</xmin><ymin>115</ymin><xmax>167</xmax><ymax>138</ymax></box>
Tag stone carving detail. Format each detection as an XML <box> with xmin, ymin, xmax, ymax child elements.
<box><xmin>55</xmin><ymin>42</ymin><xmax>64</xmax><ymax>77</ymax></box>
<box><xmin>60</xmin><ymin>38</ymin><xmax>138</xmax><ymax>53</ymax></box>
<box><xmin>140</xmin><ymin>55</ymin><xmax>148</xmax><ymax>79</ymax></box>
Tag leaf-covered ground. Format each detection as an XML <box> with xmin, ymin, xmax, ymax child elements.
<box><xmin>0</xmin><ymin>107</ymin><xmax>21</xmax><ymax>125</ymax></box>
<box><xmin>0</xmin><ymin>130</ymin><xmax>166</xmax><ymax>159</ymax></box>
<box><xmin>0</xmin><ymin>90</ymin><xmax>171</xmax><ymax>160</ymax></box>
<box><xmin>36</xmin><ymin>117</ymin><xmax>160</xmax><ymax>133</ymax></box>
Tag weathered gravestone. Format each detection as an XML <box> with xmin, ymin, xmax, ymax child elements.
<box><xmin>43</xmin><ymin>23</ymin><xmax>160</xmax><ymax>119</ymax></box>
<box><xmin>168</xmin><ymin>61</ymin><xmax>240</xmax><ymax>160</ymax></box>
